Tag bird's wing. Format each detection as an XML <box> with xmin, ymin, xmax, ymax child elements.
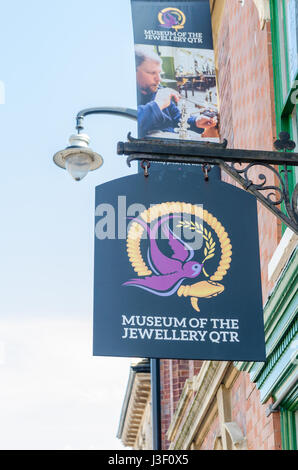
<box><xmin>128</xmin><ymin>215</ymin><xmax>181</xmax><ymax>275</ymax></box>
<box><xmin>147</xmin><ymin>247</ymin><xmax>160</xmax><ymax>276</ymax></box>
<box><xmin>162</xmin><ymin>224</ymin><xmax>194</xmax><ymax>262</ymax></box>
<box><xmin>149</xmin><ymin>244</ymin><xmax>182</xmax><ymax>275</ymax></box>
<box><xmin>123</xmin><ymin>273</ymin><xmax>185</xmax><ymax>296</ymax></box>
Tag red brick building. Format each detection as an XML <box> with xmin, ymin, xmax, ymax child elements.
<box><xmin>118</xmin><ymin>0</ymin><xmax>297</xmax><ymax>451</ymax></box>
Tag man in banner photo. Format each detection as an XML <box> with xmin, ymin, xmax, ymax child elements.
<box><xmin>135</xmin><ymin>46</ymin><xmax>218</xmax><ymax>139</ymax></box>
<box><xmin>131</xmin><ymin>0</ymin><xmax>220</xmax><ymax>141</ymax></box>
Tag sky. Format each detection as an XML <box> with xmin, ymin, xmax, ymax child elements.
<box><xmin>0</xmin><ymin>0</ymin><xmax>140</xmax><ymax>450</ymax></box>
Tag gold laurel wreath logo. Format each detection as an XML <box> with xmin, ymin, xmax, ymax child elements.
<box><xmin>176</xmin><ymin>220</ymin><xmax>216</xmax><ymax>278</ymax></box>
<box><xmin>126</xmin><ymin>202</ymin><xmax>232</xmax><ymax>312</ymax></box>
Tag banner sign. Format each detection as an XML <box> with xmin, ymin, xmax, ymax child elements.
<box><xmin>93</xmin><ymin>169</ymin><xmax>266</xmax><ymax>361</ymax></box>
<box><xmin>131</xmin><ymin>0</ymin><xmax>220</xmax><ymax>142</ymax></box>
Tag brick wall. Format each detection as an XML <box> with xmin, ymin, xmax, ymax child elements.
<box><xmin>216</xmin><ymin>4</ymin><xmax>234</xmax><ymax>148</ymax></box>
<box><xmin>160</xmin><ymin>0</ymin><xmax>283</xmax><ymax>451</ymax></box>
<box><xmin>217</xmin><ymin>0</ymin><xmax>281</xmax><ymax>302</ymax></box>
<box><xmin>230</xmin><ymin>372</ymin><xmax>281</xmax><ymax>450</ymax></box>
<box><xmin>160</xmin><ymin>360</ymin><xmax>202</xmax><ymax>449</ymax></box>
<box><xmin>200</xmin><ymin>0</ymin><xmax>282</xmax><ymax>449</ymax></box>
<box><xmin>242</xmin><ymin>373</ymin><xmax>281</xmax><ymax>450</ymax></box>
<box><xmin>198</xmin><ymin>414</ymin><xmax>220</xmax><ymax>450</ymax></box>
<box><xmin>195</xmin><ymin>370</ymin><xmax>281</xmax><ymax>450</ymax></box>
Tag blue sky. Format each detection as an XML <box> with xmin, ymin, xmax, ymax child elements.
<box><xmin>0</xmin><ymin>0</ymin><xmax>139</xmax><ymax>450</ymax></box>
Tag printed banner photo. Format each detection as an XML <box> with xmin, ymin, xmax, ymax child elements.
<box><xmin>131</xmin><ymin>0</ymin><xmax>219</xmax><ymax>142</ymax></box>
<box><xmin>93</xmin><ymin>168</ymin><xmax>266</xmax><ymax>362</ymax></box>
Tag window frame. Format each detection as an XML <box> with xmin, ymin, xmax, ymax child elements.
<box><xmin>270</xmin><ymin>0</ymin><xmax>298</xmax><ymax>231</ymax></box>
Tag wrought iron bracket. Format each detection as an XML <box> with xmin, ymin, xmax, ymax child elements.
<box><xmin>117</xmin><ymin>133</ymin><xmax>298</xmax><ymax>234</ymax></box>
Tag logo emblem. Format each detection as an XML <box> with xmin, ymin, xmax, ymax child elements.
<box><xmin>123</xmin><ymin>202</ymin><xmax>232</xmax><ymax>312</ymax></box>
<box><xmin>158</xmin><ymin>7</ymin><xmax>186</xmax><ymax>31</ymax></box>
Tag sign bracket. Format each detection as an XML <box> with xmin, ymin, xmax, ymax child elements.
<box><xmin>117</xmin><ymin>133</ymin><xmax>298</xmax><ymax>234</ymax></box>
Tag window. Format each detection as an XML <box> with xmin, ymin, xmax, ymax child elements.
<box><xmin>270</xmin><ymin>0</ymin><xmax>298</xmax><ymax>229</ymax></box>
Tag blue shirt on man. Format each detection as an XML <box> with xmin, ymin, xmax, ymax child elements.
<box><xmin>137</xmin><ymin>90</ymin><xmax>203</xmax><ymax>138</ymax></box>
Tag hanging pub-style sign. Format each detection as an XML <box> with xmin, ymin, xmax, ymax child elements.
<box><xmin>93</xmin><ymin>168</ymin><xmax>266</xmax><ymax>361</ymax></box>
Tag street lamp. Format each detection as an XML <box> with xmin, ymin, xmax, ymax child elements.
<box><xmin>52</xmin><ymin>105</ymin><xmax>164</xmax><ymax>450</ymax></box>
<box><xmin>53</xmin><ymin>133</ymin><xmax>103</xmax><ymax>181</ymax></box>
<box><xmin>53</xmin><ymin>107</ymin><xmax>137</xmax><ymax>181</ymax></box>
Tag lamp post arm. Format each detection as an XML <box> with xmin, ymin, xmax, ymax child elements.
<box><xmin>76</xmin><ymin>107</ymin><xmax>137</xmax><ymax>133</ymax></box>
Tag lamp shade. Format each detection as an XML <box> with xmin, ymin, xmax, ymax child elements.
<box><xmin>53</xmin><ymin>133</ymin><xmax>103</xmax><ymax>181</ymax></box>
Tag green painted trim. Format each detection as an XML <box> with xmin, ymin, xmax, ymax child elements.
<box><xmin>282</xmin><ymin>0</ymin><xmax>290</xmax><ymax>92</ymax></box>
<box><xmin>255</xmin><ymin>336</ymin><xmax>297</xmax><ymax>402</ymax></box>
<box><xmin>264</xmin><ymin>249</ymin><xmax>298</xmax><ymax>324</ymax></box>
<box><xmin>234</xmin><ymin>248</ymin><xmax>298</xmax><ymax>402</ymax></box>
<box><xmin>265</xmin><ymin>296</ymin><xmax>296</xmax><ymax>354</ymax></box>
<box><xmin>281</xmin><ymin>384</ymin><xmax>298</xmax><ymax>410</ymax></box>
<box><xmin>270</xmin><ymin>0</ymin><xmax>297</xmax><ymax>233</ymax></box>
<box><xmin>281</xmin><ymin>73</ymin><xmax>298</xmax><ymax>117</ymax></box>
<box><xmin>280</xmin><ymin>407</ymin><xmax>297</xmax><ymax>450</ymax></box>
<box><xmin>256</xmin><ymin>324</ymin><xmax>297</xmax><ymax>388</ymax></box>
<box><xmin>270</xmin><ymin>0</ymin><xmax>283</xmax><ymax>124</ymax></box>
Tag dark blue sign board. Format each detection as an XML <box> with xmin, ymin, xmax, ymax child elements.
<box><xmin>93</xmin><ymin>168</ymin><xmax>266</xmax><ymax>361</ymax></box>
<box><xmin>131</xmin><ymin>0</ymin><xmax>214</xmax><ymax>50</ymax></box>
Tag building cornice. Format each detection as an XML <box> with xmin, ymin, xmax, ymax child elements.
<box><xmin>168</xmin><ymin>361</ymin><xmax>230</xmax><ymax>449</ymax></box>
<box><xmin>117</xmin><ymin>360</ymin><xmax>151</xmax><ymax>447</ymax></box>
<box><xmin>167</xmin><ymin>379</ymin><xmax>193</xmax><ymax>442</ymax></box>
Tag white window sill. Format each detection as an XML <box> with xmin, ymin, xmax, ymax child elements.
<box><xmin>268</xmin><ymin>227</ymin><xmax>298</xmax><ymax>284</ymax></box>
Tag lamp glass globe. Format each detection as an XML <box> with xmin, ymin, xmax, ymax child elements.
<box><xmin>65</xmin><ymin>154</ymin><xmax>92</xmax><ymax>181</ymax></box>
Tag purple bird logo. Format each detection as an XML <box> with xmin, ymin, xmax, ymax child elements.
<box><xmin>123</xmin><ymin>215</ymin><xmax>203</xmax><ymax>296</ymax></box>
<box><xmin>158</xmin><ymin>7</ymin><xmax>186</xmax><ymax>32</ymax></box>
<box><xmin>123</xmin><ymin>203</ymin><xmax>232</xmax><ymax>312</ymax></box>
<box><xmin>160</xmin><ymin>12</ymin><xmax>179</xmax><ymax>29</ymax></box>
